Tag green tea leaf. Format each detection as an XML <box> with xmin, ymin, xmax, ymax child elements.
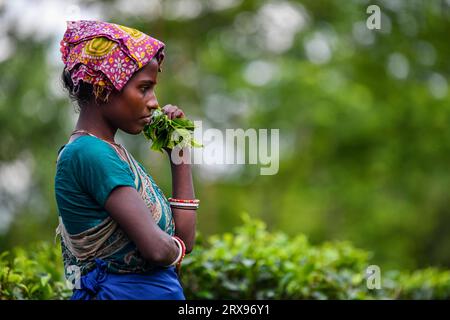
<box><xmin>142</xmin><ymin>106</ymin><xmax>202</xmax><ymax>152</ymax></box>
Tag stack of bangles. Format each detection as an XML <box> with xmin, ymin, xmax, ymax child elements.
<box><xmin>168</xmin><ymin>197</ymin><xmax>200</xmax><ymax>210</ymax></box>
<box><xmin>169</xmin><ymin>236</ymin><xmax>186</xmax><ymax>271</ymax></box>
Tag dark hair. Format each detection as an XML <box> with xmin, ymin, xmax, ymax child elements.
<box><xmin>61</xmin><ymin>70</ymin><xmax>102</xmax><ymax>112</ymax></box>
<box><xmin>62</xmin><ymin>49</ymin><xmax>165</xmax><ymax>112</ymax></box>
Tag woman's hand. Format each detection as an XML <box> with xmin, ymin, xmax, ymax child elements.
<box><xmin>161</xmin><ymin>104</ymin><xmax>185</xmax><ymax>155</ymax></box>
<box><xmin>162</xmin><ymin>104</ymin><xmax>185</xmax><ymax>120</ymax></box>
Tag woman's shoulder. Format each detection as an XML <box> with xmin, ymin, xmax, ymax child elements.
<box><xmin>58</xmin><ymin>135</ymin><xmax>123</xmax><ymax>164</ymax></box>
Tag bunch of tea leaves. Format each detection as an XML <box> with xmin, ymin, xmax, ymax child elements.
<box><xmin>143</xmin><ymin>108</ymin><xmax>202</xmax><ymax>152</ymax></box>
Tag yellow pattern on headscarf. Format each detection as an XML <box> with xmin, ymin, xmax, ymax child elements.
<box><xmin>117</xmin><ymin>25</ymin><xmax>145</xmax><ymax>41</ymax></box>
<box><xmin>84</xmin><ymin>37</ymin><xmax>116</xmax><ymax>57</ymax></box>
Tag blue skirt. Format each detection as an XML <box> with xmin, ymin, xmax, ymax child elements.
<box><xmin>71</xmin><ymin>259</ymin><xmax>185</xmax><ymax>300</ymax></box>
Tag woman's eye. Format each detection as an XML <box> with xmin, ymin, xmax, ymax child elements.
<box><xmin>140</xmin><ymin>87</ymin><xmax>149</xmax><ymax>93</ymax></box>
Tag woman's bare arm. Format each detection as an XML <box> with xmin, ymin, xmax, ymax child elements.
<box><xmin>169</xmin><ymin>147</ymin><xmax>197</xmax><ymax>254</ymax></box>
<box><xmin>104</xmin><ymin>186</ymin><xmax>179</xmax><ymax>265</ymax></box>
<box><xmin>159</xmin><ymin>104</ymin><xmax>197</xmax><ymax>254</ymax></box>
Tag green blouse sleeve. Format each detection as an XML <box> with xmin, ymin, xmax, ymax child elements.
<box><xmin>71</xmin><ymin>137</ymin><xmax>136</xmax><ymax>207</ymax></box>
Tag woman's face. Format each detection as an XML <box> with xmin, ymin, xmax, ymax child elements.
<box><xmin>104</xmin><ymin>59</ymin><xmax>160</xmax><ymax>134</ymax></box>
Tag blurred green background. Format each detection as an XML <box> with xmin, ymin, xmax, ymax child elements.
<box><xmin>0</xmin><ymin>0</ymin><xmax>449</xmax><ymax>272</ymax></box>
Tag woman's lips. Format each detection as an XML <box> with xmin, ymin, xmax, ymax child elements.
<box><xmin>141</xmin><ymin>116</ymin><xmax>151</xmax><ymax>124</ymax></box>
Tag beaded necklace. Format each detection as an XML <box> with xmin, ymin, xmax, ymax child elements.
<box><xmin>70</xmin><ymin>129</ymin><xmax>128</xmax><ymax>161</ymax></box>
<box><xmin>71</xmin><ymin>129</ymin><xmax>122</xmax><ymax>147</ymax></box>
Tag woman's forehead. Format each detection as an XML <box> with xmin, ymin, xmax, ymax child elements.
<box><xmin>132</xmin><ymin>60</ymin><xmax>159</xmax><ymax>82</ymax></box>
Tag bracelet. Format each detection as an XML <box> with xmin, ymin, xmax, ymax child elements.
<box><xmin>169</xmin><ymin>237</ymin><xmax>182</xmax><ymax>266</ymax></box>
<box><xmin>168</xmin><ymin>197</ymin><xmax>200</xmax><ymax>210</ymax></box>
<box><xmin>170</xmin><ymin>203</ymin><xmax>199</xmax><ymax>210</ymax></box>
<box><xmin>168</xmin><ymin>198</ymin><xmax>200</xmax><ymax>204</ymax></box>
<box><xmin>169</xmin><ymin>236</ymin><xmax>186</xmax><ymax>267</ymax></box>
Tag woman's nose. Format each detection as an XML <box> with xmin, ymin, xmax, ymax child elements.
<box><xmin>146</xmin><ymin>95</ymin><xmax>159</xmax><ymax>110</ymax></box>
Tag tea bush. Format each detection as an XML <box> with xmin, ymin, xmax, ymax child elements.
<box><xmin>1</xmin><ymin>214</ymin><xmax>448</xmax><ymax>300</ymax></box>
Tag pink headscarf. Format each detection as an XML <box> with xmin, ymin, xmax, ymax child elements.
<box><xmin>60</xmin><ymin>20</ymin><xmax>165</xmax><ymax>100</ymax></box>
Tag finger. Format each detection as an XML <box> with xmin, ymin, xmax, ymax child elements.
<box><xmin>162</xmin><ymin>106</ymin><xmax>174</xmax><ymax>118</ymax></box>
<box><xmin>162</xmin><ymin>104</ymin><xmax>174</xmax><ymax>112</ymax></box>
<box><xmin>170</xmin><ymin>110</ymin><xmax>180</xmax><ymax>120</ymax></box>
<box><xmin>175</xmin><ymin>110</ymin><xmax>184</xmax><ymax>118</ymax></box>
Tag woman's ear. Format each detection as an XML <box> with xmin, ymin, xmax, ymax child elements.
<box><xmin>156</xmin><ymin>50</ymin><xmax>165</xmax><ymax>72</ymax></box>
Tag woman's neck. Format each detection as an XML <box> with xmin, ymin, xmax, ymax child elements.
<box><xmin>74</xmin><ymin>104</ymin><xmax>117</xmax><ymax>144</ymax></box>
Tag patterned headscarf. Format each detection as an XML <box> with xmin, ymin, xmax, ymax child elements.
<box><xmin>60</xmin><ymin>20</ymin><xmax>165</xmax><ymax>101</ymax></box>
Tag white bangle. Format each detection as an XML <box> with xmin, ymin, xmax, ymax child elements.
<box><xmin>169</xmin><ymin>237</ymin><xmax>183</xmax><ymax>266</ymax></box>
<box><xmin>169</xmin><ymin>202</ymin><xmax>199</xmax><ymax>209</ymax></box>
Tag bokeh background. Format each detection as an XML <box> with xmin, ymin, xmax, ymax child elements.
<box><xmin>0</xmin><ymin>0</ymin><xmax>449</xmax><ymax>272</ymax></box>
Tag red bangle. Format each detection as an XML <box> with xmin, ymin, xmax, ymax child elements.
<box><xmin>168</xmin><ymin>197</ymin><xmax>200</xmax><ymax>204</ymax></box>
<box><xmin>172</xmin><ymin>236</ymin><xmax>186</xmax><ymax>267</ymax></box>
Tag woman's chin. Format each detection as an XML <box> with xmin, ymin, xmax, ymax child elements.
<box><xmin>123</xmin><ymin>127</ymin><xmax>143</xmax><ymax>135</ymax></box>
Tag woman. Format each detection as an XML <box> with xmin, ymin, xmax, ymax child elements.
<box><xmin>54</xmin><ymin>20</ymin><xmax>197</xmax><ymax>300</ymax></box>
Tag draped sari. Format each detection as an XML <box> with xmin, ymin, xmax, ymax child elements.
<box><xmin>55</xmin><ymin>133</ymin><xmax>184</xmax><ymax>300</ymax></box>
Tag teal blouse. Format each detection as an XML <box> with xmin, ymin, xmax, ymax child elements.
<box><xmin>54</xmin><ymin>135</ymin><xmax>175</xmax><ymax>276</ymax></box>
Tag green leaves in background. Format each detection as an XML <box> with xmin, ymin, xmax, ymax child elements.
<box><xmin>1</xmin><ymin>216</ymin><xmax>448</xmax><ymax>300</ymax></box>
<box><xmin>0</xmin><ymin>243</ymin><xmax>70</xmax><ymax>300</ymax></box>
<box><xmin>181</xmin><ymin>214</ymin><xmax>450</xmax><ymax>300</ymax></box>
<box><xmin>0</xmin><ymin>0</ymin><xmax>449</xmax><ymax>271</ymax></box>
